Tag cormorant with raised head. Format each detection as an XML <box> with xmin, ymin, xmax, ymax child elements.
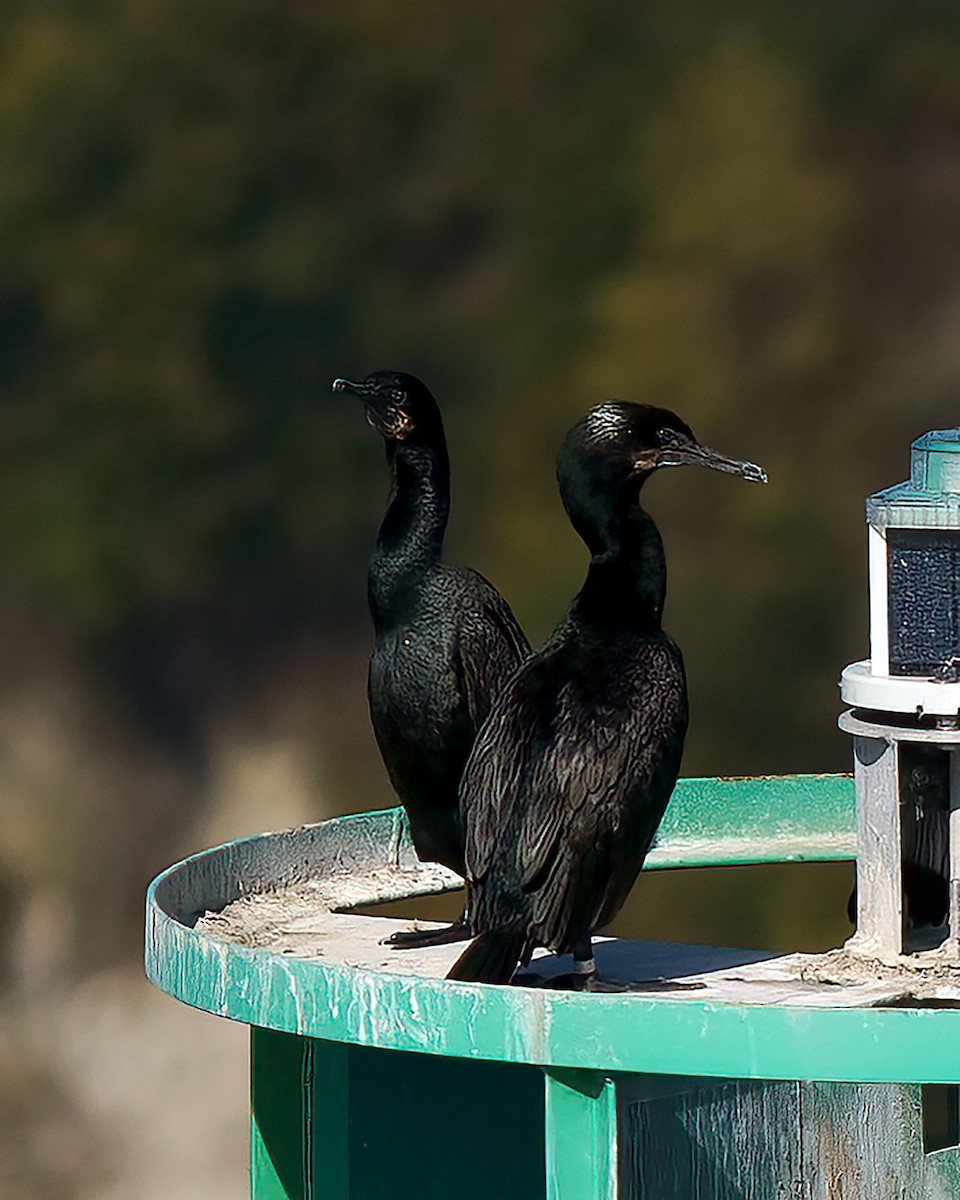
<box><xmin>448</xmin><ymin>402</ymin><xmax>766</xmax><ymax>986</ymax></box>
<box><xmin>332</xmin><ymin>371</ymin><xmax>530</xmax><ymax>948</ymax></box>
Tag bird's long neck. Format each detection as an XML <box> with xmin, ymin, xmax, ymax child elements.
<box><xmin>575</xmin><ymin>503</ymin><xmax>666</xmax><ymax>630</ymax></box>
<box><xmin>369</xmin><ymin>439</ymin><xmax>449</xmax><ymax>629</ymax></box>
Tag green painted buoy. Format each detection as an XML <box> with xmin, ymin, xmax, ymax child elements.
<box><xmin>146</xmin><ymin>776</ymin><xmax>960</xmax><ymax>1198</ymax></box>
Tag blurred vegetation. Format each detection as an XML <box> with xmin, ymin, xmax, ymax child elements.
<box><xmin>1</xmin><ymin>5</ymin><xmax>960</xmax><ymax>1188</ymax></box>
<box><xmin>0</xmin><ymin>3</ymin><xmax>956</xmax><ymax>758</ymax></box>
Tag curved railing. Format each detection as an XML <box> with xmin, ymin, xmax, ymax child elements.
<box><xmin>147</xmin><ymin>775</ymin><xmax>960</xmax><ymax>1199</ymax></box>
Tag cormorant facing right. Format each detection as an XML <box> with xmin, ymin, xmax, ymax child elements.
<box><xmin>333</xmin><ymin>371</ymin><xmax>530</xmax><ymax>948</ymax></box>
<box><xmin>448</xmin><ymin>402</ymin><xmax>766</xmax><ymax>986</ymax></box>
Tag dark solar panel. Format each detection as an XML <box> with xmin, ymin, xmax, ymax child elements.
<box><xmin>888</xmin><ymin>528</ymin><xmax>960</xmax><ymax>676</ymax></box>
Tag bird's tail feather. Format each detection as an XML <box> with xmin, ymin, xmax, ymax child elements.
<box><xmin>446</xmin><ymin>931</ymin><xmax>525</xmax><ymax>983</ymax></box>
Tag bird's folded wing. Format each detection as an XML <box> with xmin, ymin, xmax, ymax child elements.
<box><xmin>453</xmin><ymin>569</ymin><xmax>531</xmax><ymax>732</ymax></box>
<box><xmin>462</xmin><ymin>642</ymin><xmax>686</xmax><ymax>897</ymax></box>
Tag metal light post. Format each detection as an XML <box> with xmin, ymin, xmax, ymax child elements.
<box><xmin>841</xmin><ymin>429</ymin><xmax>960</xmax><ymax>958</ymax></box>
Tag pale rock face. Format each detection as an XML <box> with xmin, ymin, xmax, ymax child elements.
<box><xmin>15</xmin><ymin>966</ymin><xmax>248</xmax><ymax>1200</ymax></box>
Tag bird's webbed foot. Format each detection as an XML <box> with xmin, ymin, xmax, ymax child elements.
<box><xmin>541</xmin><ymin>970</ymin><xmax>631</xmax><ymax>992</ymax></box>
<box><xmin>587</xmin><ymin>975</ymin><xmax>706</xmax><ymax>993</ymax></box>
<box><xmin>510</xmin><ymin>970</ymin><xmax>546</xmax><ymax>987</ymax></box>
<box><xmin>542</xmin><ymin>972</ymin><xmax>707</xmax><ymax>993</ymax></box>
<box><xmin>380</xmin><ymin>921</ymin><xmax>471</xmax><ymax>949</ymax></box>
<box><xmin>538</xmin><ymin>946</ymin><xmax>708</xmax><ymax>993</ymax></box>
<box><xmin>625</xmin><ymin>978</ymin><xmax>706</xmax><ymax>993</ymax></box>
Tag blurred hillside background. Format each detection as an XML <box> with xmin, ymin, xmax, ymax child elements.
<box><xmin>2</xmin><ymin>2</ymin><xmax>960</xmax><ymax>1195</ymax></box>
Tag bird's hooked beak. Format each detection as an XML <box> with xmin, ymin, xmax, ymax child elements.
<box><xmin>331</xmin><ymin>377</ymin><xmax>404</xmax><ymax>403</ymax></box>
<box><xmin>645</xmin><ymin>432</ymin><xmax>768</xmax><ymax>484</ymax></box>
<box><xmin>332</xmin><ymin>376</ymin><xmax>412</xmax><ymax>439</ymax></box>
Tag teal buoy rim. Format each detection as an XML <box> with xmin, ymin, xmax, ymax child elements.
<box><xmin>145</xmin><ymin>774</ymin><xmax>960</xmax><ymax>1085</ymax></box>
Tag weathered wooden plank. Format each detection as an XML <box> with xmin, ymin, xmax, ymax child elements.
<box><xmin>925</xmin><ymin>1144</ymin><xmax>960</xmax><ymax>1198</ymax></box>
<box><xmin>800</xmin><ymin>1081</ymin><xmax>922</xmax><ymax>1199</ymax></box>
<box><xmin>620</xmin><ymin>1078</ymin><xmax>938</xmax><ymax>1199</ymax></box>
<box><xmin>544</xmin><ymin>1069</ymin><xmax>617</xmax><ymax>1200</ymax></box>
<box><xmin>620</xmin><ymin>1078</ymin><xmax>801</xmax><ymax>1199</ymax></box>
<box><xmin>849</xmin><ymin>736</ymin><xmax>905</xmax><ymax>958</ymax></box>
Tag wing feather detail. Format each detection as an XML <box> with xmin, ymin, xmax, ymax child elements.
<box><xmin>461</xmin><ymin>634</ymin><xmax>688</xmax><ymax>950</ymax></box>
<box><xmin>452</xmin><ymin>567</ymin><xmax>530</xmax><ymax>734</ymax></box>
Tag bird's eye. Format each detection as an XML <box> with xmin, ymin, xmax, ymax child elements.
<box><xmin>657</xmin><ymin>427</ymin><xmax>685</xmax><ymax>447</ymax></box>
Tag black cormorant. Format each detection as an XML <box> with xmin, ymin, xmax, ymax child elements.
<box><xmin>448</xmin><ymin>402</ymin><xmax>766</xmax><ymax>986</ymax></box>
<box><xmin>333</xmin><ymin>370</ymin><xmax>530</xmax><ymax>947</ymax></box>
